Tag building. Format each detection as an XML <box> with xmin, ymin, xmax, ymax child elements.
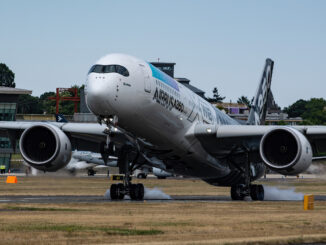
<box><xmin>0</xmin><ymin>86</ymin><xmax>32</xmax><ymax>172</ymax></box>
<box><xmin>150</xmin><ymin>62</ymin><xmax>175</xmax><ymax>78</ymax></box>
<box><xmin>150</xmin><ymin>62</ymin><xmax>206</xmax><ymax>98</ymax></box>
<box><xmin>214</xmin><ymin>102</ymin><xmax>249</xmax><ymax>115</ymax></box>
<box><xmin>174</xmin><ymin>78</ymin><xmax>206</xmax><ymax>98</ymax></box>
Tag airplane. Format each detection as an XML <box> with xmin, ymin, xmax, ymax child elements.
<box><xmin>1</xmin><ymin>53</ymin><xmax>326</xmax><ymax>201</ymax></box>
<box><xmin>71</xmin><ymin>150</ymin><xmax>173</xmax><ymax>178</ymax></box>
<box><xmin>69</xmin><ymin>151</ymin><xmax>116</xmax><ymax>176</ymax></box>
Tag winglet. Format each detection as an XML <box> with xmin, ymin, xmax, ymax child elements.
<box><xmin>55</xmin><ymin>114</ymin><xmax>68</xmax><ymax>123</ymax></box>
<box><xmin>247</xmin><ymin>58</ymin><xmax>274</xmax><ymax>125</ymax></box>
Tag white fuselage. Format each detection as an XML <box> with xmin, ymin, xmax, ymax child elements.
<box><xmin>85</xmin><ymin>54</ymin><xmax>237</xmax><ymax>178</ymax></box>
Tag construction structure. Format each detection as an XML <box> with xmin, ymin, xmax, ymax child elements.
<box><xmin>48</xmin><ymin>87</ymin><xmax>80</xmax><ymax>114</ymax></box>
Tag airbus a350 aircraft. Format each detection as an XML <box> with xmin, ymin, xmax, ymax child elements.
<box><xmin>1</xmin><ymin>54</ymin><xmax>326</xmax><ymax>201</ymax></box>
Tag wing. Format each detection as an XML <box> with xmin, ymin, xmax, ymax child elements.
<box><xmin>191</xmin><ymin>124</ymin><xmax>326</xmax><ymax>158</ymax></box>
<box><xmin>0</xmin><ymin>121</ymin><xmax>128</xmax><ymax>153</ymax></box>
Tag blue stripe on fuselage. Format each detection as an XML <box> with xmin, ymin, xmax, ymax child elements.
<box><xmin>148</xmin><ymin>63</ymin><xmax>179</xmax><ymax>91</ymax></box>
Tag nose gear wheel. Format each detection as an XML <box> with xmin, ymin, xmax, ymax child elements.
<box><xmin>109</xmin><ymin>145</ymin><xmax>145</xmax><ymax>201</ymax></box>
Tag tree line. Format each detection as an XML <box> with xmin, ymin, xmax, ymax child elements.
<box><xmin>16</xmin><ymin>86</ymin><xmax>82</xmax><ymax>115</ymax></box>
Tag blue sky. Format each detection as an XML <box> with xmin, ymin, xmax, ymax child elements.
<box><xmin>1</xmin><ymin>0</ymin><xmax>325</xmax><ymax>107</ymax></box>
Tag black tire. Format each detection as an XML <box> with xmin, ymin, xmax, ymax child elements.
<box><xmin>157</xmin><ymin>176</ymin><xmax>166</xmax><ymax>179</ymax></box>
<box><xmin>130</xmin><ymin>183</ymin><xmax>145</xmax><ymax>200</ymax></box>
<box><xmin>110</xmin><ymin>184</ymin><xmax>118</xmax><ymax>200</ymax></box>
<box><xmin>136</xmin><ymin>183</ymin><xmax>144</xmax><ymax>200</ymax></box>
<box><xmin>130</xmin><ymin>184</ymin><xmax>137</xmax><ymax>200</ymax></box>
<box><xmin>88</xmin><ymin>169</ymin><xmax>95</xmax><ymax>176</ymax></box>
<box><xmin>250</xmin><ymin>184</ymin><xmax>264</xmax><ymax>201</ymax></box>
<box><xmin>231</xmin><ymin>185</ymin><xmax>245</xmax><ymax>200</ymax></box>
<box><xmin>117</xmin><ymin>183</ymin><xmax>125</xmax><ymax>200</ymax></box>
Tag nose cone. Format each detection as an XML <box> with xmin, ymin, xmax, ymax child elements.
<box><xmin>86</xmin><ymin>74</ymin><xmax>117</xmax><ymax>116</ymax></box>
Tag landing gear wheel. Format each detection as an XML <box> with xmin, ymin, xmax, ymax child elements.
<box><xmin>110</xmin><ymin>184</ymin><xmax>118</xmax><ymax>200</ymax></box>
<box><xmin>250</xmin><ymin>184</ymin><xmax>264</xmax><ymax>201</ymax></box>
<box><xmin>87</xmin><ymin>169</ymin><xmax>95</xmax><ymax>176</ymax></box>
<box><xmin>110</xmin><ymin>183</ymin><xmax>125</xmax><ymax>200</ymax></box>
<box><xmin>130</xmin><ymin>183</ymin><xmax>144</xmax><ymax>200</ymax></box>
<box><xmin>137</xmin><ymin>183</ymin><xmax>144</xmax><ymax>200</ymax></box>
<box><xmin>117</xmin><ymin>183</ymin><xmax>125</xmax><ymax>200</ymax></box>
<box><xmin>231</xmin><ymin>185</ymin><xmax>246</xmax><ymax>200</ymax></box>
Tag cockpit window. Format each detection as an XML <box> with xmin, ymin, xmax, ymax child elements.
<box><xmin>88</xmin><ymin>64</ymin><xmax>129</xmax><ymax>77</ymax></box>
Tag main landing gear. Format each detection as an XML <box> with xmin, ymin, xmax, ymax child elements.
<box><xmin>231</xmin><ymin>184</ymin><xmax>264</xmax><ymax>201</ymax></box>
<box><xmin>110</xmin><ymin>182</ymin><xmax>144</xmax><ymax>200</ymax></box>
<box><xmin>229</xmin><ymin>149</ymin><xmax>265</xmax><ymax>201</ymax></box>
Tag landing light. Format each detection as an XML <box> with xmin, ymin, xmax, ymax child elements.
<box><xmin>206</xmin><ymin>128</ymin><xmax>212</xmax><ymax>133</ymax></box>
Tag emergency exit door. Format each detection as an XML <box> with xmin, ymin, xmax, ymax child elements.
<box><xmin>140</xmin><ymin>65</ymin><xmax>151</xmax><ymax>93</ymax></box>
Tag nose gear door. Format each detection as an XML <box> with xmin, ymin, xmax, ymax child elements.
<box><xmin>140</xmin><ymin>65</ymin><xmax>151</xmax><ymax>93</ymax></box>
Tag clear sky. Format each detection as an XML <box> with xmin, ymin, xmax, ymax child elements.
<box><xmin>1</xmin><ymin>0</ymin><xmax>325</xmax><ymax>108</ymax></box>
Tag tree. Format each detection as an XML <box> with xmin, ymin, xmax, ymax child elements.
<box><xmin>283</xmin><ymin>99</ymin><xmax>307</xmax><ymax>118</ymax></box>
<box><xmin>0</xmin><ymin>63</ymin><xmax>15</xmax><ymax>87</ymax></box>
<box><xmin>212</xmin><ymin>87</ymin><xmax>225</xmax><ymax>102</ymax></box>
<box><xmin>237</xmin><ymin>96</ymin><xmax>252</xmax><ymax>108</ymax></box>
<box><xmin>17</xmin><ymin>94</ymin><xmax>43</xmax><ymax>114</ymax></box>
<box><xmin>39</xmin><ymin>85</ymin><xmax>81</xmax><ymax>115</ymax></box>
<box><xmin>206</xmin><ymin>87</ymin><xmax>226</xmax><ymax>103</ymax></box>
<box><xmin>302</xmin><ymin>98</ymin><xmax>326</xmax><ymax>125</ymax></box>
<box><xmin>39</xmin><ymin>91</ymin><xmax>56</xmax><ymax>114</ymax></box>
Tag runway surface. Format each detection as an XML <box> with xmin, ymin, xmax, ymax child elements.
<box><xmin>0</xmin><ymin>194</ymin><xmax>326</xmax><ymax>203</ymax></box>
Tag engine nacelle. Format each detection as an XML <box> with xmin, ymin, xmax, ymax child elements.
<box><xmin>20</xmin><ymin>124</ymin><xmax>72</xmax><ymax>171</ymax></box>
<box><xmin>152</xmin><ymin>167</ymin><xmax>173</xmax><ymax>178</ymax></box>
<box><xmin>259</xmin><ymin>127</ymin><xmax>312</xmax><ymax>175</ymax></box>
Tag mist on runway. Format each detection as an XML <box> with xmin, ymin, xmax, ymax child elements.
<box><xmin>263</xmin><ymin>185</ymin><xmax>304</xmax><ymax>201</ymax></box>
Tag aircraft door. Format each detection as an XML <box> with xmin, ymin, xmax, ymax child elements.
<box><xmin>140</xmin><ymin>65</ymin><xmax>151</xmax><ymax>93</ymax></box>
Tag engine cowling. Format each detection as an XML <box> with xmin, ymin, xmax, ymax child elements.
<box><xmin>20</xmin><ymin>124</ymin><xmax>72</xmax><ymax>171</ymax></box>
<box><xmin>259</xmin><ymin>127</ymin><xmax>312</xmax><ymax>175</ymax></box>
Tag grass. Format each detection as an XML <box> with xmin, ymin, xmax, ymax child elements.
<box><xmin>0</xmin><ymin>176</ymin><xmax>325</xmax><ymax>244</ymax></box>
<box><xmin>3</xmin><ymin>206</ymin><xmax>81</xmax><ymax>212</ymax></box>
<box><xmin>0</xmin><ymin>223</ymin><xmax>163</xmax><ymax>236</ymax></box>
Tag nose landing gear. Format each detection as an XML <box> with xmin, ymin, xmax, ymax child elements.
<box><xmin>110</xmin><ymin>176</ymin><xmax>145</xmax><ymax>201</ymax></box>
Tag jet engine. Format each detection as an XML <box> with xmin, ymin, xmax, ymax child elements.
<box><xmin>259</xmin><ymin>127</ymin><xmax>312</xmax><ymax>175</ymax></box>
<box><xmin>20</xmin><ymin>124</ymin><xmax>72</xmax><ymax>171</ymax></box>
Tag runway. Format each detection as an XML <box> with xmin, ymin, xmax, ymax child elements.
<box><xmin>0</xmin><ymin>194</ymin><xmax>326</xmax><ymax>204</ymax></box>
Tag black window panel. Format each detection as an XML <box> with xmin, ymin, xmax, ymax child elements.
<box><xmin>88</xmin><ymin>64</ymin><xmax>129</xmax><ymax>77</ymax></box>
<box><xmin>103</xmin><ymin>65</ymin><xmax>116</xmax><ymax>73</ymax></box>
<box><xmin>116</xmin><ymin>65</ymin><xmax>129</xmax><ymax>77</ymax></box>
<box><xmin>93</xmin><ymin>65</ymin><xmax>104</xmax><ymax>73</ymax></box>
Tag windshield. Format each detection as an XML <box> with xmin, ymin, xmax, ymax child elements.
<box><xmin>88</xmin><ymin>64</ymin><xmax>129</xmax><ymax>77</ymax></box>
